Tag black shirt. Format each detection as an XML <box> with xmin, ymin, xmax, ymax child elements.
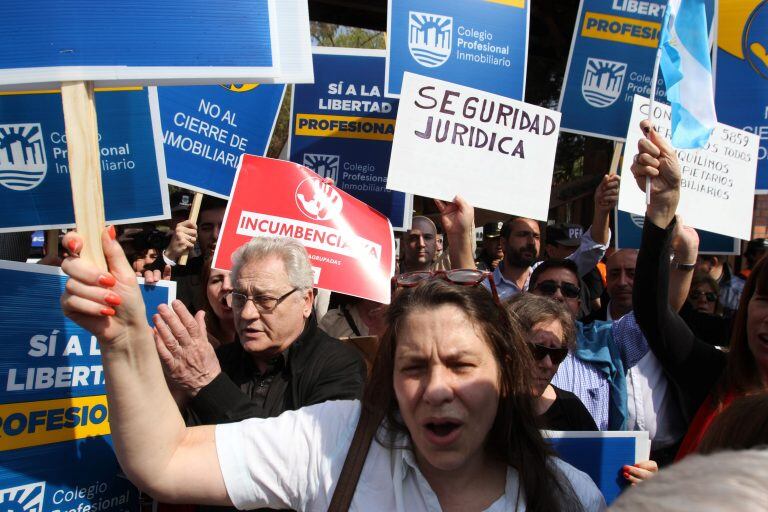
<box><xmin>538</xmin><ymin>386</ymin><xmax>598</xmax><ymax>431</ymax></box>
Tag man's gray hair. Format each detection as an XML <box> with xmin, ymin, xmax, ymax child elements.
<box><xmin>231</xmin><ymin>237</ymin><xmax>314</xmax><ymax>291</ymax></box>
<box><xmin>610</xmin><ymin>449</ymin><xmax>768</xmax><ymax>511</ymax></box>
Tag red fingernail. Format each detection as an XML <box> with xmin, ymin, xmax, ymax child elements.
<box><xmin>100</xmin><ymin>307</ymin><xmax>116</xmax><ymax>317</ymax></box>
<box><xmin>98</xmin><ymin>274</ymin><xmax>116</xmax><ymax>287</ymax></box>
<box><xmin>105</xmin><ymin>292</ymin><xmax>122</xmax><ymax>306</ymax></box>
<box><xmin>108</xmin><ymin>225</ymin><xmax>116</xmax><ymax>240</ymax></box>
<box><xmin>67</xmin><ymin>240</ymin><xmax>78</xmax><ymax>253</ymax></box>
<box><xmin>623</xmin><ymin>471</ymin><xmax>631</xmax><ymax>479</ymax></box>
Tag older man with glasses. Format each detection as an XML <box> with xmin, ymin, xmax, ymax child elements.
<box><xmin>151</xmin><ymin>236</ymin><xmax>366</xmax><ymax>442</ymax></box>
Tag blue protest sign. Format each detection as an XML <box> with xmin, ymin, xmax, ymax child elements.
<box><xmin>0</xmin><ymin>87</ymin><xmax>170</xmax><ymax>232</ymax></box>
<box><xmin>0</xmin><ymin>261</ymin><xmax>175</xmax><ymax>512</ymax></box>
<box><xmin>615</xmin><ymin>210</ymin><xmax>739</xmax><ymax>254</ymax></box>
<box><xmin>545</xmin><ymin>431</ymin><xmax>649</xmax><ymax>505</ymax></box>
<box><xmin>558</xmin><ymin>0</ymin><xmax>714</xmax><ymax>140</ymax></box>
<box><xmin>0</xmin><ymin>0</ymin><xmax>313</xmax><ymax>89</ymax></box>
<box><xmin>289</xmin><ymin>48</ymin><xmax>412</xmax><ymax>230</ymax></box>
<box><xmin>714</xmin><ymin>1</ymin><xmax>768</xmax><ymax>191</ymax></box>
<box><xmin>385</xmin><ymin>0</ymin><xmax>529</xmax><ymax>99</ymax></box>
<box><xmin>155</xmin><ymin>84</ymin><xmax>286</xmax><ymax>198</ymax></box>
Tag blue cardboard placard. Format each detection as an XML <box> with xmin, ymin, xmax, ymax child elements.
<box><xmin>0</xmin><ymin>87</ymin><xmax>170</xmax><ymax>232</ymax></box>
<box><xmin>0</xmin><ymin>261</ymin><xmax>175</xmax><ymax>512</ymax></box>
<box><xmin>615</xmin><ymin>209</ymin><xmax>739</xmax><ymax>254</ymax></box>
<box><xmin>156</xmin><ymin>84</ymin><xmax>286</xmax><ymax>198</ymax></box>
<box><xmin>385</xmin><ymin>0</ymin><xmax>529</xmax><ymax>99</ymax></box>
<box><xmin>0</xmin><ymin>1</ymin><xmax>314</xmax><ymax>89</ymax></box>
<box><xmin>290</xmin><ymin>48</ymin><xmax>412</xmax><ymax>230</ymax></box>
<box><xmin>713</xmin><ymin>1</ymin><xmax>768</xmax><ymax>191</ymax></box>
<box><xmin>545</xmin><ymin>431</ymin><xmax>648</xmax><ymax>505</ymax></box>
<box><xmin>558</xmin><ymin>0</ymin><xmax>714</xmax><ymax>140</ymax></box>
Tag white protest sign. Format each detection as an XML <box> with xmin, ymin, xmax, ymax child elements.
<box><xmin>387</xmin><ymin>72</ymin><xmax>561</xmax><ymax>221</ymax></box>
<box><xmin>618</xmin><ymin>95</ymin><xmax>758</xmax><ymax>240</ymax></box>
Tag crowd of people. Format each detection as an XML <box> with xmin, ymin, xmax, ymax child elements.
<box><xmin>4</xmin><ymin>121</ymin><xmax>766</xmax><ymax>510</ymax></box>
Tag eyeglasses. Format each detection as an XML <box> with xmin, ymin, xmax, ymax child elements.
<box><xmin>528</xmin><ymin>342</ymin><xmax>569</xmax><ymax>365</ymax></box>
<box><xmin>225</xmin><ymin>288</ymin><xmax>299</xmax><ymax>313</ymax></box>
<box><xmin>533</xmin><ymin>280</ymin><xmax>581</xmax><ymax>299</ymax></box>
<box><xmin>393</xmin><ymin>269</ymin><xmax>500</xmax><ymax>303</ymax></box>
<box><xmin>690</xmin><ymin>290</ymin><xmax>717</xmax><ymax>302</ymax></box>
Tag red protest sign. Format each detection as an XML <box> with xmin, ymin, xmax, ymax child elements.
<box><xmin>212</xmin><ymin>155</ymin><xmax>395</xmax><ymax>303</ymax></box>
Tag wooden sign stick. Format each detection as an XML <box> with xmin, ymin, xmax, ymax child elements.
<box><xmin>45</xmin><ymin>229</ymin><xmax>59</xmax><ymax>258</ymax></box>
<box><xmin>177</xmin><ymin>192</ymin><xmax>204</xmax><ymax>266</ymax></box>
<box><xmin>609</xmin><ymin>141</ymin><xmax>624</xmax><ymax>175</ymax></box>
<box><xmin>61</xmin><ymin>81</ymin><xmax>107</xmax><ymax>271</ymax></box>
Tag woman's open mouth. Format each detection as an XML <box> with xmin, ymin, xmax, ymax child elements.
<box><xmin>423</xmin><ymin>419</ymin><xmax>463</xmax><ymax>446</ymax></box>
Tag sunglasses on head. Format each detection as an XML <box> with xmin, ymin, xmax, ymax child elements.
<box><xmin>528</xmin><ymin>342</ymin><xmax>569</xmax><ymax>365</ymax></box>
<box><xmin>690</xmin><ymin>290</ymin><xmax>717</xmax><ymax>302</ymax></box>
<box><xmin>394</xmin><ymin>269</ymin><xmax>500</xmax><ymax>303</ymax></box>
<box><xmin>534</xmin><ymin>280</ymin><xmax>580</xmax><ymax>299</ymax></box>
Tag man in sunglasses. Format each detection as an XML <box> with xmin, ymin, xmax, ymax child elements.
<box><xmin>529</xmin><ymin>259</ymin><xmax>651</xmax><ymax>433</ymax></box>
<box><xmin>151</xmin><ymin>236</ymin><xmax>367</xmax><ymax>437</ymax></box>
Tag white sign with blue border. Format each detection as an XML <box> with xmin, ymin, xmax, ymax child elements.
<box><xmin>385</xmin><ymin>0</ymin><xmax>529</xmax><ymax>100</ymax></box>
<box><xmin>0</xmin><ymin>261</ymin><xmax>175</xmax><ymax>512</ymax></box>
<box><xmin>155</xmin><ymin>83</ymin><xmax>286</xmax><ymax>198</ymax></box>
<box><xmin>615</xmin><ymin>210</ymin><xmax>739</xmax><ymax>254</ymax></box>
<box><xmin>289</xmin><ymin>48</ymin><xmax>412</xmax><ymax>230</ymax></box>
<box><xmin>558</xmin><ymin>0</ymin><xmax>714</xmax><ymax>141</ymax></box>
<box><xmin>713</xmin><ymin>0</ymin><xmax>768</xmax><ymax>191</ymax></box>
<box><xmin>0</xmin><ymin>87</ymin><xmax>170</xmax><ymax>232</ymax></box>
<box><xmin>0</xmin><ymin>0</ymin><xmax>313</xmax><ymax>90</ymax></box>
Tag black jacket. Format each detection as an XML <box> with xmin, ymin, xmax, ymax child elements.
<box><xmin>186</xmin><ymin>313</ymin><xmax>367</xmax><ymax>424</ymax></box>
<box><xmin>145</xmin><ymin>254</ymin><xmax>206</xmax><ymax>313</ymax></box>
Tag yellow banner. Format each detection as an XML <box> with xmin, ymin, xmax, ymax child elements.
<box><xmin>581</xmin><ymin>12</ymin><xmax>661</xmax><ymax>48</ymax></box>
<box><xmin>294</xmin><ymin>114</ymin><xmax>395</xmax><ymax>141</ymax></box>
<box><xmin>485</xmin><ymin>0</ymin><xmax>525</xmax><ymax>8</ymax></box>
<box><xmin>0</xmin><ymin>395</ymin><xmax>110</xmax><ymax>451</ymax></box>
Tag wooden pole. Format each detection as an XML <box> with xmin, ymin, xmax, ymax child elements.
<box><xmin>609</xmin><ymin>141</ymin><xmax>624</xmax><ymax>175</ymax></box>
<box><xmin>46</xmin><ymin>229</ymin><xmax>59</xmax><ymax>258</ymax></box>
<box><xmin>60</xmin><ymin>81</ymin><xmax>107</xmax><ymax>271</ymax></box>
<box><xmin>177</xmin><ymin>192</ymin><xmax>204</xmax><ymax>266</ymax></box>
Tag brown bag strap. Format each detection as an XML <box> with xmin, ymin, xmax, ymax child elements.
<box><xmin>327</xmin><ymin>404</ymin><xmax>382</xmax><ymax>512</ymax></box>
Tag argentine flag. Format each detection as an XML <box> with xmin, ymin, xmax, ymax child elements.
<box><xmin>659</xmin><ymin>0</ymin><xmax>717</xmax><ymax>149</ymax></box>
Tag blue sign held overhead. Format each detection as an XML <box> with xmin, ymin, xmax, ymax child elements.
<box><xmin>156</xmin><ymin>84</ymin><xmax>286</xmax><ymax>198</ymax></box>
<box><xmin>0</xmin><ymin>87</ymin><xmax>170</xmax><ymax>232</ymax></box>
<box><xmin>385</xmin><ymin>0</ymin><xmax>530</xmax><ymax>99</ymax></box>
<box><xmin>0</xmin><ymin>0</ymin><xmax>314</xmax><ymax>89</ymax></box>
<box><xmin>290</xmin><ymin>48</ymin><xmax>411</xmax><ymax>230</ymax></box>
<box><xmin>0</xmin><ymin>261</ymin><xmax>175</xmax><ymax>512</ymax></box>
<box><xmin>558</xmin><ymin>0</ymin><xmax>714</xmax><ymax>140</ymax></box>
<box><xmin>714</xmin><ymin>0</ymin><xmax>768</xmax><ymax>191</ymax></box>
<box><xmin>615</xmin><ymin>210</ymin><xmax>738</xmax><ymax>254</ymax></box>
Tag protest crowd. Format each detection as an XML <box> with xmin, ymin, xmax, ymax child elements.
<box><xmin>2</xmin><ymin>2</ymin><xmax>768</xmax><ymax>512</ymax></box>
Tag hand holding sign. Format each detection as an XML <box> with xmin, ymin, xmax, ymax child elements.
<box><xmin>629</xmin><ymin>121</ymin><xmax>681</xmax><ymax>230</ymax></box>
<box><xmin>61</xmin><ymin>226</ymin><xmax>150</xmax><ymax>345</ymax></box>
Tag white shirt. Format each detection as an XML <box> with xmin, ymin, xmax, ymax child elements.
<box><xmin>216</xmin><ymin>400</ymin><xmax>606</xmax><ymax>511</ymax></box>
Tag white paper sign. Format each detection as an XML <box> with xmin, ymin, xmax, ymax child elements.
<box><xmin>618</xmin><ymin>95</ymin><xmax>758</xmax><ymax>240</ymax></box>
<box><xmin>387</xmin><ymin>72</ymin><xmax>561</xmax><ymax>221</ymax></box>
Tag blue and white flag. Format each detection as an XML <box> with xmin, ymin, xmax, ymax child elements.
<box><xmin>659</xmin><ymin>0</ymin><xmax>717</xmax><ymax>149</ymax></box>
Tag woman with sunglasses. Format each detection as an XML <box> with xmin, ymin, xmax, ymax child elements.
<box><xmin>686</xmin><ymin>274</ymin><xmax>720</xmax><ymax>316</ymax></box>
<box><xmin>58</xmin><ymin>228</ymin><xmax>605</xmax><ymax>511</ymax></box>
<box><xmin>507</xmin><ymin>294</ymin><xmax>597</xmax><ymax>431</ymax></box>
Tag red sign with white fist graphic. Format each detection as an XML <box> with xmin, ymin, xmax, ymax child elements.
<box><xmin>212</xmin><ymin>155</ymin><xmax>395</xmax><ymax>303</ymax></box>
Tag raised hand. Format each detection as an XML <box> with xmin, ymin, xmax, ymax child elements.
<box><xmin>153</xmin><ymin>300</ymin><xmax>221</xmax><ymax>397</ymax></box>
<box><xmin>61</xmin><ymin>226</ymin><xmax>150</xmax><ymax>346</ymax></box>
<box><xmin>164</xmin><ymin>219</ymin><xmax>198</xmax><ymax>262</ymax></box>
<box><xmin>594</xmin><ymin>173</ymin><xmax>620</xmax><ymax>214</ymax></box>
<box><xmin>629</xmin><ymin>120</ymin><xmax>682</xmax><ymax>228</ymax></box>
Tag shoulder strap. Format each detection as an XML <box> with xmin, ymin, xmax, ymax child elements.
<box><xmin>327</xmin><ymin>404</ymin><xmax>382</xmax><ymax>512</ymax></box>
<box><xmin>341</xmin><ymin>304</ymin><xmax>362</xmax><ymax>337</ymax></box>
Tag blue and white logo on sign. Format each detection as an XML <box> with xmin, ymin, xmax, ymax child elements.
<box><xmin>0</xmin><ymin>123</ymin><xmax>47</xmax><ymax>191</ymax></box>
<box><xmin>303</xmin><ymin>153</ymin><xmax>340</xmax><ymax>183</ymax></box>
<box><xmin>0</xmin><ymin>482</ymin><xmax>45</xmax><ymax>512</ymax></box>
<box><xmin>408</xmin><ymin>11</ymin><xmax>453</xmax><ymax>68</ymax></box>
<box><xmin>630</xmin><ymin>213</ymin><xmax>645</xmax><ymax>228</ymax></box>
<box><xmin>582</xmin><ymin>58</ymin><xmax>627</xmax><ymax>108</ymax></box>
